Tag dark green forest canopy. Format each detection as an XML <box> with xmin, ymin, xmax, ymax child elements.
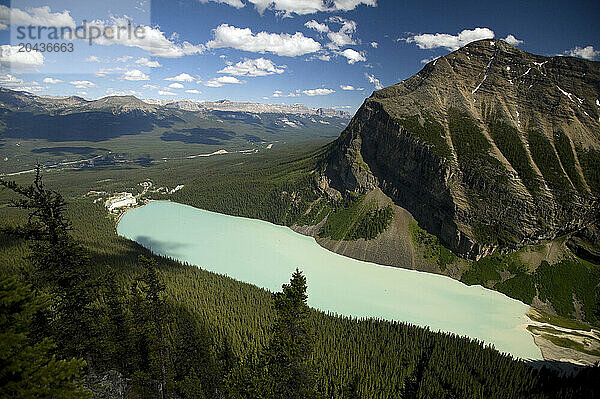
<box><xmin>0</xmin><ymin>151</ymin><xmax>598</xmax><ymax>397</ymax></box>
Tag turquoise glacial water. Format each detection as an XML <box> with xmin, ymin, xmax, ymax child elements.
<box><xmin>117</xmin><ymin>200</ymin><xmax>542</xmax><ymax>360</ymax></box>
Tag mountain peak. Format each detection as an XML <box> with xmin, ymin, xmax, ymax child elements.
<box><xmin>325</xmin><ymin>43</ymin><xmax>600</xmax><ymax>259</ymax></box>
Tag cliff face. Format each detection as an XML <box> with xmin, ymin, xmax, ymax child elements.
<box><xmin>325</xmin><ymin>39</ymin><xmax>600</xmax><ymax>259</ymax></box>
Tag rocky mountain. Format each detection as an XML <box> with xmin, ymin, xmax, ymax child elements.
<box><xmin>0</xmin><ymin>89</ymin><xmax>348</xmax><ymax>144</ymax></box>
<box><xmin>143</xmin><ymin>98</ymin><xmax>351</xmax><ymax>118</ymax></box>
<box><xmin>324</xmin><ymin>39</ymin><xmax>600</xmax><ymax>259</ymax></box>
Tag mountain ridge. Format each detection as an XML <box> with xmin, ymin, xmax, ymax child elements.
<box><xmin>322</xmin><ymin>39</ymin><xmax>600</xmax><ymax>259</ymax></box>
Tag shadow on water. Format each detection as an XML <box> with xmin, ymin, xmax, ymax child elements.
<box><xmin>132</xmin><ymin>235</ymin><xmax>191</xmax><ymax>259</ymax></box>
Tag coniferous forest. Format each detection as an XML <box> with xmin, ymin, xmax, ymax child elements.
<box><xmin>1</xmin><ymin>165</ymin><xmax>599</xmax><ymax>398</ymax></box>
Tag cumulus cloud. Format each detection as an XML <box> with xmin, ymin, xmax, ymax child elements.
<box><xmin>94</xmin><ymin>67</ymin><xmax>126</xmax><ymax>78</ymax></box>
<box><xmin>168</xmin><ymin>82</ymin><xmax>184</xmax><ymax>89</ymax></box>
<box><xmin>245</xmin><ymin>0</ymin><xmax>376</xmax><ymax>16</ymax></box>
<box><xmin>106</xmin><ymin>88</ymin><xmax>142</xmax><ymax>96</ymax></box>
<box><xmin>370</xmin><ymin>41</ymin><xmax>378</xmax><ymax>48</ymax></box>
<box><xmin>121</xmin><ymin>69</ymin><xmax>150</xmax><ymax>81</ymax></box>
<box><xmin>302</xmin><ymin>88</ymin><xmax>335</xmax><ymax>96</ymax></box>
<box><xmin>339</xmin><ymin>48</ymin><xmax>366</xmax><ymax>64</ymax></box>
<box><xmin>86</xmin><ymin>16</ymin><xmax>204</xmax><ymax>58</ymax></box>
<box><xmin>504</xmin><ymin>35</ymin><xmax>523</xmax><ymax>46</ymax></box>
<box><xmin>420</xmin><ymin>56</ymin><xmax>439</xmax><ymax>64</ymax></box>
<box><xmin>158</xmin><ymin>90</ymin><xmax>176</xmax><ymax>95</ymax></box>
<box><xmin>340</xmin><ymin>84</ymin><xmax>363</xmax><ymax>90</ymax></box>
<box><xmin>43</xmin><ymin>77</ymin><xmax>63</xmax><ymax>84</ymax></box>
<box><xmin>165</xmin><ymin>73</ymin><xmax>196</xmax><ymax>82</ymax></box>
<box><xmin>70</xmin><ymin>80</ymin><xmax>96</xmax><ymax>88</ymax></box>
<box><xmin>0</xmin><ymin>5</ymin><xmax>75</xmax><ymax>28</ymax></box>
<box><xmin>217</xmin><ymin>57</ymin><xmax>285</xmax><ymax>76</ymax></box>
<box><xmin>198</xmin><ymin>0</ymin><xmax>245</xmax><ymax>8</ymax></box>
<box><xmin>206</xmin><ymin>24</ymin><xmax>321</xmax><ymax>57</ymax></box>
<box><xmin>365</xmin><ymin>73</ymin><xmax>383</xmax><ymax>89</ymax></box>
<box><xmin>305</xmin><ymin>17</ymin><xmax>358</xmax><ymax>50</ymax></box>
<box><xmin>185</xmin><ymin>89</ymin><xmax>201</xmax><ymax>94</ymax></box>
<box><xmin>401</xmin><ymin>27</ymin><xmax>495</xmax><ymax>51</ymax></box>
<box><xmin>0</xmin><ymin>73</ymin><xmax>23</xmax><ymax>86</ymax></box>
<box><xmin>0</xmin><ymin>45</ymin><xmax>44</xmax><ymax>70</ymax></box>
<box><xmin>204</xmin><ymin>75</ymin><xmax>243</xmax><ymax>87</ymax></box>
<box><xmin>272</xmin><ymin>90</ymin><xmax>300</xmax><ymax>97</ymax></box>
<box><xmin>142</xmin><ymin>84</ymin><xmax>159</xmax><ymax>89</ymax></box>
<box><xmin>85</xmin><ymin>56</ymin><xmax>101</xmax><ymax>62</ymax></box>
<box><xmin>305</xmin><ymin>20</ymin><xmax>329</xmax><ymax>33</ymax></box>
<box><xmin>564</xmin><ymin>45</ymin><xmax>599</xmax><ymax>60</ymax></box>
<box><xmin>116</xmin><ymin>56</ymin><xmax>133</xmax><ymax>62</ymax></box>
<box><xmin>135</xmin><ymin>57</ymin><xmax>162</xmax><ymax>67</ymax></box>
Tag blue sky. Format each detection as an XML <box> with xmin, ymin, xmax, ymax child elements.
<box><xmin>0</xmin><ymin>0</ymin><xmax>598</xmax><ymax>111</ymax></box>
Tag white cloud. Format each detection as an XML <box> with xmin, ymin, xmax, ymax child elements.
<box><xmin>121</xmin><ymin>69</ymin><xmax>150</xmax><ymax>81</ymax></box>
<box><xmin>325</xmin><ymin>17</ymin><xmax>357</xmax><ymax>49</ymax></box>
<box><xmin>94</xmin><ymin>67</ymin><xmax>126</xmax><ymax>78</ymax></box>
<box><xmin>116</xmin><ymin>55</ymin><xmax>133</xmax><ymax>62</ymax></box>
<box><xmin>305</xmin><ymin>20</ymin><xmax>329</xmax><ymax>33</ymax></box>
<box><xmin>305</xmin><ymin>17</ymin><xmax>358</xmax><ymax>50</ymax></box>
<box><xmin>70</xmin><ymin>80</ymin><xmax>96</xmax><ymax>88</ymax></box>
<box><xmin>339</xmin><ymin>48</ymin><xmax>366</xmax><ymax>64</ymax></box>
<box><xmin>420</xmin><ymin>56</ymin><xmax>439</xmax><ymax>64</ymax></box>
<box><xmin>0</xmin><ymin>5</ymin><xmax>75</xmax><ymax>29</ymax></box>
<box><xmin>370</xmin><ymin>41</ymin><xmax>378</xmax><ymax>48</ymax></box>
<box><xmin>272</xmin><ymin>90</ymin><xmax>300</xmax><ymax>97</ymax></box>
<box><xmin>168</xmin><ymin>82</ymin><xmax>184</xmax><ymax>89</ymax></box>
<box><xmin>340</xmin><ymin>84</ymin><xmax>363</xmax><ymax>90</ymax></box>
<box><xmin>135</xmin><ymin>57</ymin><xmax>162</xmax><ymax>67</ymax></box>
<box><xmin>0</xmin><ymin>73</ymin><xmax>23</xmax><ymax>86</ymax></box>
<box><xmin>185</xmin><ymin>89</ymin><xmax>201</xmax><ymax>94</ymax></box>
<box><xmin>165</xmin><ymin>73</ymin><xmax>195</xmax><ymax>82</ymax></box>
<box><xmin>564</xmin><ymin>45</ymin><xmax>599</xmax><ymax>60</ymax></box>
<box><xmin>316</xmin><ymin>54</ymin><xmax>331</xmax><ymax>61</ymax></box>
<box><xmin>402</xmin><ymin>27</ymin><xmax>495</xmax><ymax>51</ymax></box>
<box><xmin>206</xmin><ymin>24</ymin><xmax>321</xmax><ymax>57</ymax></box>
<box><xmin>204</xmin><ymin>75</ymin><xmax>243</xmax><ymax>87</ymax></box>
<box><xmin>504</xmin><ymin>35</ymin><xmax>523</xmax><ymax>46</ymax></box>
<box><xmin>143</xmin><ymin>84</ymin><xmax>159</xmax><ymax>89</ymax></box>
<box><xmin>85</xmin><ymin>56</ymin><xmax>101</xmax><ymax>62</ymax></box>
<box><xmin>43</xmin><ymin>77</ymin><xmax>63</xmax><ymax>84</ymax></box>
<box><xmin>199</xmin><ymin>0</ymin><xmax>245</xmax><ymax>8</ymax></box>
<box><xmin>365</xmin><ymin>73</ymin><xmax>383</xmax><ymax>89</ymax></box>
<box><xmin>302</xmin><ymin>88</ymin><xmax>335</xmax><ymax>96</ymax></box>
<box><xmin>84</xmin><ymin>16</ymin><xmax>204</xmax><ymax>58</ymax></box>
<box><xmin>158</xmin><ymin>90</ymin><xmax>176</xmax><ymax>95</ymax></box>
<box><xmin>106</xmin><ymin>88</ymin><xmax>142</xmax><ymax>96</ymax></box>
<box><xmin>218</xmin><ymin>57</ymin><xmax>285</xmax><ymax>76</ymax></box>
<box><xmin>245</xmin><ymin>0</ymin><xmax>376</xmax><ymax>16</ymax></box>
<box><xmin>78</xmin><ymin>91</ymin><xmax>88</xmax><ymax>96</ymax></box>
<box><xmin>0</xmin><ymin>45</ymin><xmax>44</xmax><ymax>71</ymax></box>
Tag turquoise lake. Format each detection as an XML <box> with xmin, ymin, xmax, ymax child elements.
<box><xmin>117</xmin><ymin>200</ymin><xmax>542</xmax><ymax>360</ymax></box>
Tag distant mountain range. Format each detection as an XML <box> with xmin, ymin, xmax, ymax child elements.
<box><xmin>323</xmin><ymin>39</ymin><xmax>600</xmax><ymax>260</ymax></box>
<box><xmin>0</xmin><ymin>89</ymin><xmax>350</xmax><ymax>118</ymax></box>
<box><xmin>144</xmin><ymin>98</ymin><xmax>350</xmax><ymax>118</ymax></box>
<box><xmin>0</xmin><ymin>88</ymin><xmax>350</xmax><ymax>144</ymax></box>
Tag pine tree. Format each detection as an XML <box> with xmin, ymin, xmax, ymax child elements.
<box><xmin>264</xmin><ymin>268</ymin><xmax>317</xmax><ymax>399</ymax></box>
<box><xmin>0</xmin><ymin>168</ymin><xmax>97</xmax><ymax>358</ymax></box>
<box><xmin>0</xmin><ymin>274</ymin><xmax>90</xmax><ymax>398</ymax></box>
<box><xmin>131</xmin><ymin>255</ymin><xmax>171</xmax><ymax>399</ymax></box>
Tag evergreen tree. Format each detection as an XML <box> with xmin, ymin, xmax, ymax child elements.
<box><xmin>130</xmin><ymin>255</ymin><xmax>171</xmax><ymax>399</ymax></box>
<box><xmin>0</xmin><ymin>168</ymin><xmax>97</xmax><ymax>359</ymax></box>
<box><xmin>264</xmin><ymin>268</ymin><xmax>317</xmax><ymax>399</ymax></box>
<box><xmin>0</xmin><ymin>274</ymin><xmax>90</xmax><ymax>398</ymax></box>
